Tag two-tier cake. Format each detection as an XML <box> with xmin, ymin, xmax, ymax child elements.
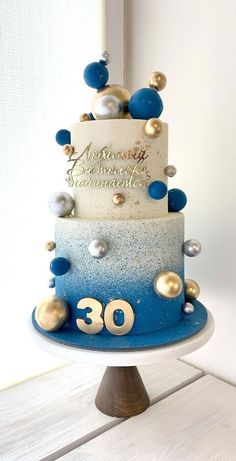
<box><xmin>32</xmin><ymin>54</ymin><xmax>207</xmax><ymax>350</ymax></box>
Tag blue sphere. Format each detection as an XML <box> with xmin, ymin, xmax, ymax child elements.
<box><xmin>88</xmin><ymin>112</ymin><xmax>95</xmax><ymax>120</ymax></box>
<box><xmin>129</xmin><ymin>88</ymin><xmax>163</xmax><ymax>120</ymax></box>
<box><xmin>50</xmin><ymin>257</ymin><xmax>70</xmax><ymax>276</ymax></box>
<box><xmin>55</xmin><ymin>129</ymin><xmax>71</xmax><ymax>146</ymax></box>
<box><xmin>168</xmin><ymin>188</ymin><xmax>187</xmax><ymax>212</ymax></box>
<box><xmin>148</xmin><ymin>181</ymin><xmax>167</xmax><ymax>200</ymax></box>
<box><xmin>83</xmin><ymin>62</ymin><xmax>109</xmax><ymax>89</ymax></box>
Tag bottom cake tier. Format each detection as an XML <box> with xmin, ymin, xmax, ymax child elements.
<box><xmin>32</xmin><ymin>212</ymin><xmax>208</xmax><ymax>350</ymax></box>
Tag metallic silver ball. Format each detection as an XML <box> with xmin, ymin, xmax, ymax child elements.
<box><xmin>183</xmin><ymin>239</ymin><xmax>202</xmax><ymax>257</ymax></box>
<box><xmin>48</xmin><ymin>192</ymin><xmax>74</xmax><ymax>217</ymax></box>
<box><xmin>93</xmin><ymin>95</ymin><xmax>121</xmax><ymax>120</ymax></box>
<box><xmin>100</xmin><ymin>50</ymin><xmax>111</xmax><ymax>64</ymax></box>
<box><xmin>183</xmin><ymin>302</ymin><xmax>195</xmax><ymax>314</ymax></box>
<box><xmin>88</xmin><ymin>239</ymin><xmax>108</xmax><ymax>259</ymax></box>
<box><xmin>48</xmin><ymin>277</ymin><xmax>55</xmax><ymax>288</ymax></box>
<box><xmin>165</xmin><ymin>165</ymin><xmax>177</xmax><ymax>177</ymax></box>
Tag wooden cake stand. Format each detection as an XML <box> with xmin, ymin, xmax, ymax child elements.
<box><xmin>30</xmin><ymin>311</ymin><xmax>214</xmax><ymax>418</ymax></box>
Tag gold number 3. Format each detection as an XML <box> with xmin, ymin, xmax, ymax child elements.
<box><xmin>76</xmin><ymin>298</ymin><xmax>135</xmax><ymax>336</ymax></box>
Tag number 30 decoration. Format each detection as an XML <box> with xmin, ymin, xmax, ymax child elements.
<box><xmin>76</xmin><ymin>298</ymin><xmax>135</xmax><ymax>336</ymax></box>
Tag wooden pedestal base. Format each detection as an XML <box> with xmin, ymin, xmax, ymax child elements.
<box><xmin>95</xmin><ymin>366</ymin><xmax>150</xmax><ymax>418</ymax></box>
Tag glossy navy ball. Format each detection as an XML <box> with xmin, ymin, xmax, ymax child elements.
<box><xmin>55</xmin><ymin>129</ymin><xmax>71</xmax><ymax>146</ymax></box>
<box><xmin>48</xmin><ymin>277</ymin><xmax>55</xmax><ymax>288</ymax></box>
<box><xmin>183</xmin><ymin>239</ymin><xmax>202</xmax><ymax>257</ymax></box>
<box><xmin>165</xmin><ymin>165</ymin><xmax>177</xmax><ymax>177</ymax></box>
<box><xmin>48</xmin><ymin>192</ymin><xmax>74</xmax><ymax>217</ymax></box>
<box><xmin>83</xmin><ymin>61</ymin><xmax>109</xmax><ymax>89</ymax></box>
<box><xmin>88</xmin><ymin>239</ymin><xmax>108</xmax><ymax>259</ymax></box>
<box><xmin>183</xmin><ymin>302</ymin><xmax>195</xmax><ymax>314</ymax></box>
<box><xmin>129</xmin><ymin>88</ymin><xmax>163</xmax><ymax>120</ymax></box>
<box><xmin>50</xmin><ymin>257</ymin><xmax>70</xmax><ymax>276</ymax></box>
<box><xmin>148</xmin><ymin>180</ymin><xmax>167</xmax><ymax>200</ymax></box>
<box><xmin>168</xmin><ymin>188</ymin><xmax>187</xmax><ymax>212</ymax></box>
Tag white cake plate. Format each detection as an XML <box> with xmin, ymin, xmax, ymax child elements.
<box><xmin>29</xmin><ymin>310</ymin><xmax>214</xmax><ymax>417</ymax></box>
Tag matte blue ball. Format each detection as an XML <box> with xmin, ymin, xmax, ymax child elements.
<box><xmin>129</xmin><ymin>88</ymin><xmax>163</xmax><ymax>120</ymax></box>
<box><xmin>55</xmin><ymin>129</ymin><xmax>71</xmax><ymax>146</ymax></box>
<box><xmin>50</xmin><ymin>257</ymin><xmax>70</xmax><ymax>276</ymax></box>
<box><xmin>148</xmin><ymin>181</ymin><xmax>167</xmax><ymax>200</ymax></box>
<box><xmin>83</xmin><ymin>62</ymin><xmax>109</xmax><ymax>89</ymax></box>
<box><xmin>168</xmin><ymin>188</ymin><xmax>187</xmax><ymax>212</ymax></box>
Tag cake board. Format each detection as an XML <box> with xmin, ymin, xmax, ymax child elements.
<box><xmin>29</xmin><ymin>310</ymin><xmax>214</xmax><ymax>418</ymax></box>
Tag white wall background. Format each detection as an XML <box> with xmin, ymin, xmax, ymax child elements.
<box><xmin>1</xmin><ymin>0</ymin><xmax>235</xmax><ymax>388</ymax></box>
<box><xmin>125</xmin><ymin>0</ymin><xmax>236</xmax><ymax>384</ymax></box>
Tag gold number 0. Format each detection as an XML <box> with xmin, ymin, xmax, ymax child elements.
<box><xmin>76</xmin><ymin>298</ymin><xmax>135</xmax><ymax>336</ymax></box>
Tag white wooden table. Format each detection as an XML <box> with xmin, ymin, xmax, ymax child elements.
<box><xmin>0</xmin><ymin>359</ymin><xmax>236</xmax><ymax>461</ymax></box>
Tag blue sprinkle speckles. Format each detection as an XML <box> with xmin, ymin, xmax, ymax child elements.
<box><xmin>168</xmin><ymin>188</ymin><xmax>187</xmax><ymax>212</ymax></box>
<box><xmin>148</xmin><ymin>180</ymin><xmax>167</xmax><ymax>200</ymax></box>
<box><xmin>50</xmin><ymin>257</ymin><xmax>70</xmax><ymax>276</ymax></box>
<box><xmin>83</xmin><ymin>62</ymin><xmax>109</xmax><ymax>89</ymax></box>
<box><xmin>55</xmin><ymin>129</ymin><xmax>71</xmax><ymax>146</ymax></box>
<box><xmin>129</xmin><ymin>88</ymin><xmax>163</xmax><ymax>120</ymax></box>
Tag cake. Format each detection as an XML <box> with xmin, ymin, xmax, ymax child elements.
<box><xmin>32</xmin><ymin>53</ymin><xmax>208</xmax><ymax>350</ymax></box>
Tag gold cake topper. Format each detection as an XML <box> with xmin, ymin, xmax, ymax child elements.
<box><xmin>66</xmin><ymin>141</ymin><xmax>153</xmax><ymax>188</ymax></box>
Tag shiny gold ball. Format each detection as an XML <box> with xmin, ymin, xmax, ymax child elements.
<box><xmin>92</xmin><ymin>84</ymin><xmax>131</xmax><ymax>119</ymax></box>
<box><xmin>80</xmin><ymin>113</ymin><xmax>90</xmax><ymax>122</ymax></box>
<box><xmin>112</xmin><ymin>193</ymin><xmax>125</xmax><ymax>206</ymax></box>
<box><xmin>154</xmin><ymin>271</ymin><xmax>183</xmax><ymax>299</ymax></box>
<box><xmin>185</xmin><ymin>279</ymin><xmax>200</xmax><ymax>301</ymax></box>
<box><xmin>144</xmin><ymin>118</ymin><xmax>163</xmax><ymax>139</ymax></box>
<box><xmin>45</xmin><ymin>240</ymin><xmax>55</xmax><ymax>251</ymax></box>
<box><xmin>62</xmin><ymin>144</ymin><xmax>74</xmax><ymax>156</ymax></box>
<box><xmin>149</xmin><ymin>71</ymin><xmax>167</xmax><ymax>91</ymax></box>
<box><xmin>35</xmin><ymin>295</ymin><xmax>69</xmax><ymax>332</ymax></box>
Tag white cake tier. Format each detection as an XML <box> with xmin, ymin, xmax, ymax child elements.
<box><xmin>69</xmin><ymin>119</ymin><xmax>168</xmax><ymax>220</ymax></box>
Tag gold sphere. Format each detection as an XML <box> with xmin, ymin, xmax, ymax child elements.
<box><xmin>80</xmin><ymin>113</ymin><xmax>90</xmax><ymax>122</ymax></box>
<box><xmin>144</xmin><ymin>118</ymin><xmax>163</xmax><ymax>139</ymax></box>
<box><xmin>112</xmin><ymin>193</ymin><xmax>125</xmax><ymax>206</ymax></box>
<box><xmin>62</xmin><ymin>144</ymin><xmax>74</xmax><ymax>156</ymax></box>
<box><xmin>45</xmin><ymin>240</ymin><xmax>55</xmax><ymax>251</ymax></box>
<box><xmin>154</xmin><ymin>271</ymin><xmax>183</xmax><ymax>299</ymax></box>
<box><xmin>149</xmin><ymin>71</ymin><xmax>167</xmax><ymax>91</ymax></box>
<box><xmin>35</xmin><ymin>295</ymin><xmax>69</xmax><ymax>332</ymax></box>
<box><xmin>92</xmin><ymin>84</ymin><xmax>131</xmax><ymax>119</ymax></box>
<box><xmin>185</xmin><ymin>279</ymin><xmax>200</xmax><ymax>301</ymax></box>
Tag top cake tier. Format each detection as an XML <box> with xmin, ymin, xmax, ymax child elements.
<box><xmin>68</xmin><ymin>119</ymin><xmax>168</xmax><ymax>220</ymax></box>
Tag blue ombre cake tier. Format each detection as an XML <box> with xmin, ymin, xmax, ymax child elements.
<box><xmin>55</xmin><ymin>213</ymin><xmax>185</xmax><ymax>336</ymax></box>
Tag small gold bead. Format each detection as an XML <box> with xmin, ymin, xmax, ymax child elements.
<box><xmin>45</xmin><ymin>241</ymin><xmax>55</xmax><ymax>251</ymax></box>
<box><xmin>112</xmin><ymin>193</ymin><xmax>125</xmax><ymax>206</ymax></box>
<box><xmin>80</xmin><ymin>113</ymin><xmax>90</xmax><ymax>122</ymax></box>
<box><xmin>62</xmin><ymin>144</ymin><xmax>74</xmax><ymax>156</ymax></box>
<box><xmin>144</xmin><ymin>118</ymin><xmax>163</xmax><ymax>139</ymax></box>
<box><xmin>149</xmin><ymin>71</ymin><xmax>167</xmax><ymax>91</ymax></box>
<box><xmin>185</xmin><ymin>279</ymin><xmax>200</xmax><ymax>301</ymax></box>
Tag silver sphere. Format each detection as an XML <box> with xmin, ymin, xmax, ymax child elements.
<box><xmin>183</xmin><ymin>302</ymin><xmax>195</xmax><ymax>314</ymax></box>
<box><xmin>164</xmin><ymin>165</ymin><xmax>177</xmax><ymax>177</ymax></box>
<box><xmin>183</xmin><ymin>239</ymin><xmax>202</xmax><ymax>257</ymax></box>
<box><xmin>48</xmin><ymin>277</ymin><xmax>55</xmax><ymax>288</ymax></box>
<box><xmin>88</xmin><ymin>239</ymin><xmax>108</xmax><ymax>259</ymax></box>
<box><xmin>48</xmin><ymin>192</ymin><xmax>74</xmax><ymax>217</ymax></box>
<box><xmin>94</xmin><ymin>95</ymin><xmax>121</xmax><ymax>120</ymax></box>
<box><xmin>100</xmin><ymin>50</ymin><xmax>111</xmax><ymax>64</ymax></box>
